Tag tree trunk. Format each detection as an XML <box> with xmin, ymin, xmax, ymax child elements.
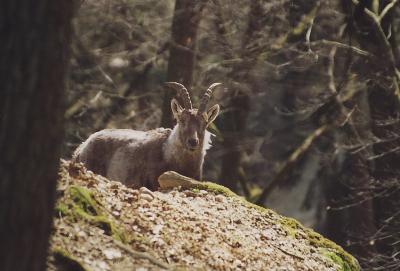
<box><xmin>219</xmin><ymin>92</ymin><xmax>250</xmax><ymax>192</ymax></box>
<box><xmin>342</xmin><ymin>0</ymin><xmax>400</xmax><ymax>263</ymax></box>
<box><xmin>0</xmin><ymin>2</ymin><xmax>73</xmax><ymax>271</ymax></box>
<box><xmin>161</xmin><ymin>0</ymin><xmax>207</xmax><ymax>128</ymax></box>
<box><xmin>325</xmin><ymin>148</ymin><xmax>377</xmax><ymax>257</ymax></box>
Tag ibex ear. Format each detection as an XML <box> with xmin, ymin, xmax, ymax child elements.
<box><xmin>171</xmin><ymin>98</ymin><xmax>184</xmax><ymax>119</ymax></box>
<box><xmin>206</xmin><ymin>104</ymin><xmax>220</xmax><ymax>124</ymax></box>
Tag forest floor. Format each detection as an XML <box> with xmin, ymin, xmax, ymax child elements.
<box><xmin>47</xmin><ymin>160</ymin><xmax>359</xmax><ymax>271</ymax></box>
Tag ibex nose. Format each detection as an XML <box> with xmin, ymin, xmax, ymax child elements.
<box><xmin>187</xmin><ymin>138</ymin><xmax>199</xmax><ymax>149</ymax></box>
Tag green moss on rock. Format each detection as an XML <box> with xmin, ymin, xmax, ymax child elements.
<box><xmin>194</xmin><ymin>182</ymin><xmax>238</xmax><ymax>197</ymax></box>
<box><xmin>56</xmin><ymin>185</ymin><xmax>126</xmax><ymax>243</ymax></box>
<box><xmin>55</xmin><ymin>202</ymin><xmax>70</xmax><ymax>216</ymax></box>
<box><xmin>278</xmin><ymin>216</ymin><xmax>359</xmax><ymax>270</ymax></box>
<box><xmin>323</xmin><ymin>249</ymin><xmax>354</xmax><ymax>271</ymax></box>
<box><xmin>196</xmin><ymin>181</ymin><xmax>360</xmax><ymax>271</ymax></box>
<box><xmin>69</xmin><ymin>185</ymin><xmax>99</xmax><ymax>216</ymax></box>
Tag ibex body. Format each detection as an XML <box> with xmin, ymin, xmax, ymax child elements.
<box><xmin>72</xmin><ymin>83</ymin><xmax>220</xmax><ymax>190</ymax></box>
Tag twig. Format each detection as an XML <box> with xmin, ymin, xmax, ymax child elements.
<box><xmin>366</xmin><ymin>146</ymin><xmax>400</xmax><ymax>161</ymax></box>
<box><xmin>379</xmin><ymin>0</ymin><xmax>398</xmax><ymax>22</ymax></box>
<box><xmin>328</xmin><ymin>46</ymin><xmax>338</xmax><ymax>94</ymax></box>
<box><xmin>310</xmin><ymin>40</ymin><xmax>371</xmax><ymax>56</ymax></box>
<box><xmin>350</xmin><ymin>135</ymin><xmax>400</xmax><ymax>154</ymax></box>
<box><xmin>352</xmin><ymin>0</ymin><xmax>400</xmax><ymax>97</ymax></box>
<box><xmin>305</xmin><ymin>16</ymin><xmax>315</xmax><ymax>52</ymax></box>
<box><xmin>113</xmin><ymin>240</ymin><xmax>170</xmax><ymax>270</ymax></box>
<box><xmin>271</xmin><ymin>243</ymin><xmax>305</xmax><ymax>260</ymax></box>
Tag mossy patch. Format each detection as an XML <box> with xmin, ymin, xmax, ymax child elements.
<box><xmin>70</xmin><ymin>185</ymin><xmax>98</xmax><ymax>216</ymax></box>
<box><xmin>56</xmin><ymin>185</ymin><xmax>126</xmax><ymax>243</ymax></box>
<box><xmin>278</xmin><ymin>217</ymin><xmax>301</xmax><ymax>238</ymax></box>
<box><xmin>194</xmin><ymin>182</ymin><xmax>238</xmax><ymax>197</ymax></box>
<box><xmin>196</xmin><ymin>181</ymin><xmax>360</xmax><ymax>271</ymax></box>
<box><xmin>55</xmin><ymin>202</ymin><xmax>69</xmax><ymax>216</ymax></box>
<box><xmin>275</xmin><ymin>215</ymin><xmax>359</xmax><ymax>270</ymax></box>
<box><xmin>52</xmin><ymin>247</ymin><xmax>88</xmax><ymax>271</ymax></box>
<box><xmin>322</xmin><ymin>249</ymin><xmax>354</xmax><ymax>271</ymax></box>
<box><xmin>256</xmin><ymin>205</ymin><xmax>359</xmax><ymax>270</ymax></box>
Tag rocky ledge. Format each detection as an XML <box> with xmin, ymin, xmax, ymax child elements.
<box><xmin>47</xmin><ymin>160</ymin><xmax>359</xmax><ymax>271</ymax></box>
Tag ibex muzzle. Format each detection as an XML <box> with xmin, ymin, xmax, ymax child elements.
<box><xmin>72</xmin><ymin>82</ymin><xmax>221</xmax><ymax>190</ymax></box>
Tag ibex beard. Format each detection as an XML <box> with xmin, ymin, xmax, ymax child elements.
<box><xmin>72</xmin><ymin>82</ymin><xmax>221</xmax><ymax>190</ymax></box>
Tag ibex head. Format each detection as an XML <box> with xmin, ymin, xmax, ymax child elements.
<box><xmin>166</xmin><ymin>82</ymin><xmax>221</xmax><ymax>152</ymax></box>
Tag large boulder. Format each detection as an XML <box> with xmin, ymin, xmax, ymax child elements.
<box><xmin>47</xmin><ymin>161</ymin><xmax>359</xmax><ymax>271</ymax></box>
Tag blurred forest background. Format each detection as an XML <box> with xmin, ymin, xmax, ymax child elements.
<box><xmin>63</xmin><ymin>0</ymin><xmax>400</xmax><ymax>269</ymax></box>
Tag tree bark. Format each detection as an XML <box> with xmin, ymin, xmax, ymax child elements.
<box><xmin>161</xmin><ymin>0</ymin><xmax>207</xmax><ymax>128</ymax></box>
<box><xmin>0</xmin><ymin>2</ymin><xmax>73</xmax><ymax>271</ymax></box>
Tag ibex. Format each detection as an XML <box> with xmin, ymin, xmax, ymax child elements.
<box><xmin>72</xmin><ymin>82</ymin><xmax>221</xmax><ymax>190</ymax></box>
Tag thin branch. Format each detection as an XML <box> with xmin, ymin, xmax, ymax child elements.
<box><xmin>352</xmin><ymin>0</ymin><xmax>400</xmax><ymax>96</ymax></box>
<box><xmin>379</xmin><ymin>0</ymin><xmax>398</xmax><ymax>22</ymax></box>
<box><xmin>366</xmin><ymin>146</ymin><xmax>400</xmax><ymax>161</ymax></box>
<box><xmin>328</xmin><ymin>46</ymin><xmax>338</xmax><ymax>94</ymax></box>
<box><xmin>305</xmin><ymin>16</ymin><xmax>315</xmax><ymax>52</ymax></box>
<box><xmin>310</xmin><ymin>40</ymin><xmax>372</xmax><ymax>56</ymax></box>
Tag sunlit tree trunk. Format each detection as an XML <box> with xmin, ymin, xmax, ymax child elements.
<box><xmin>161</xmin><ymin>0</ymin><xmax>207</xmax><ymax>128</ymax></box>
<box><xmin>0</xmin><ymin>2</ymin><xmax>73</xmax><ymax>271</ymax></box>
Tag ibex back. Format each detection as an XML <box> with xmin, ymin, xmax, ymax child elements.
<box><xmin>72</xmin><ymin>82</ymin><xmax>221</xmax><ymax>190</ymax></box>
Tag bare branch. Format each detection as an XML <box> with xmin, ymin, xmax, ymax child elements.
<box><xmin>310</xmin><ymin>40</ymin><xmax>372</xmax><ymax>57</ymax></box>
<box><xmin>379</xmin><ymin>0</ymin><xmax>398</xmax><ymax>22</ymax></box>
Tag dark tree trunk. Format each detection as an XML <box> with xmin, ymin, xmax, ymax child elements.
<box><xmin>218</xmin><ymin>1</ymin><xmax>262</xmax><ymax>192</ymax></box>
<box><xmin>348</xmin><ymin>0</ymin><xmax>400</xmax><ymax>260</ymax></box>
<box><xmin>325</xmin><ymin>149</ymin><xmax>377</xmax><ymax>257</ymax></box>
<box><xmin>0</xmin><ymin>2</ymin><xmax>73</xmax><ymax>271</ymax></box>
<box><xmin>324</xmin><ymin>0</ymin><xmax>400</xmax><ymax>262</ymax></box>
<box><xmin>161</xmin><ymin>0</ymin><xmax>207</xmax><ymax>128</ymax></box>
<box><xmin>219</xmin><ymin>92</ymin><xmax>250</xmax><ymax>192</ymax></box>
<box><xmin>325</xmin><ymin>90</ymin><xmax>377</xmax><ymax>259</ymax></box>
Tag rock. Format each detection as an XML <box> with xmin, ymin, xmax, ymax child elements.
<box><xmin>103</xmin><ymin>248</ymin><xmax>122</xmax><ymax>260</ymax></box>
<box><xmin>158</xmin><ymin>171</ymin><xmax>200</xmax><ymax>189</ymax></box>
<box><xmin>50</xmin><ymin>160</ymin><xmax>360</xmax><ymax>271</ymax></box>
<box><xmin>139</xmin><ymin>193</ymin><xmax>154</xmax><ymax>202</ymax></box>
<box><xmin>140</xmin><ymin>187</ymin><xmax>155</xmax><ymax>197</ymax></box>
<box><xmin>215</xmin><ymin>194</ymin><xmax>225</xmax><ymax>203</ymax></box>
<box><xmin>183</xmin><ymin>190</ymin><xmax>198</xmax><ymax>197</ymax></box>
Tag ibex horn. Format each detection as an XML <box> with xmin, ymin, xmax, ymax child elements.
<box><xmin>165</xmin><ymin>82</ymin><xmax>193</xmax><ymax>109</ymax></box>
<box><xmin>198</xmin><ymin>83</ymin><xmax>222</xmax><ymax>114</ymax></box>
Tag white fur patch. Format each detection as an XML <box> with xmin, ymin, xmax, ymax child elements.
<box><xmin>163</xmin><ymin>125</ymin><xmax>180</xmax><ymax>162</ymax></box>
<box><xmin>203</xmin><ymin>131</ymin><xmax>214</xmax><ymax>152</ymax></box>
